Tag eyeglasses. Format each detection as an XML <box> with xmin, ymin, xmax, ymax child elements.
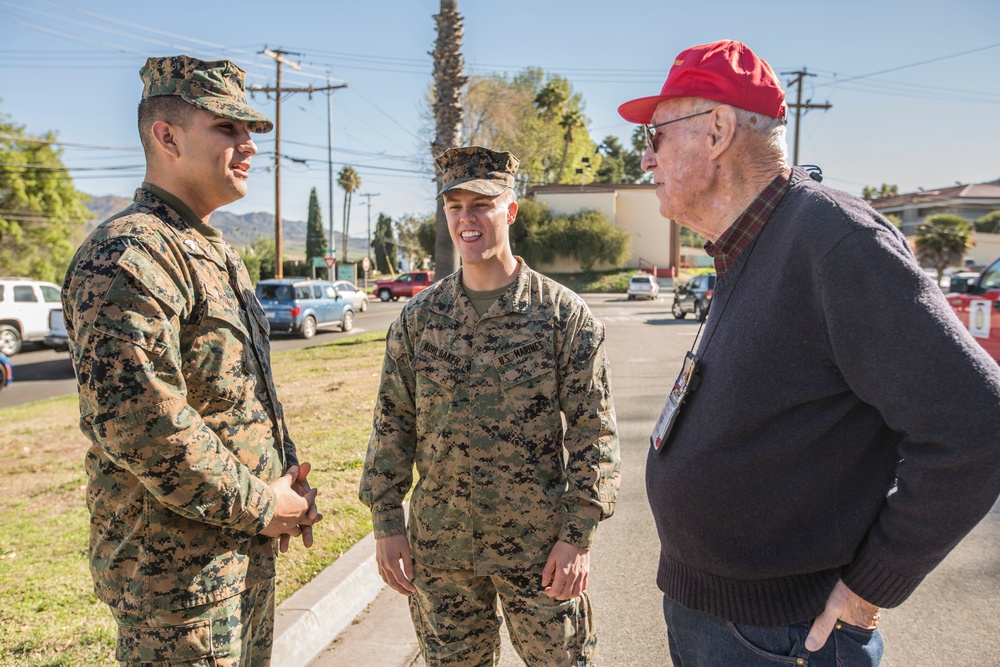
<box><xmin>643</xmin><ymin>108</ymin><xmax>716</xmax><ymax>152</ymax></box>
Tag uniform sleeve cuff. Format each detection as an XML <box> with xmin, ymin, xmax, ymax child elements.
<box><xmin>558</xmin><ymin>504</ymin><xmax>603</xmax><ymax>550</ymax></box>
<box><xmin>231</xmin><ymin>476</ymin><xmax>278</xmax><ymax>539</ymax></box>
<box><xmin>372</xmin><ymin>505</ymin><xmax>407</xmax><ymax>539</ymax></box>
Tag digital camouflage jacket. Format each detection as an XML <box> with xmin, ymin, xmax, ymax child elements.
<box><xmin>360</xmin><ymin>263</ymin><xmax>620</xmax><ymax>573</ymax></box>
<box><xmin>63</xmin><ymin>187</ymin><xmax>296</xmax><ymax>612</ymax></box>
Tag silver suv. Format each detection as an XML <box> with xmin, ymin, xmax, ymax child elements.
<box><xmin>0</xmin><ymin>277</ymin><xmax>63</xmax><ymax>355</ymax></box>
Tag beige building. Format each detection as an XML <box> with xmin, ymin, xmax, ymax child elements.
<box><xmin>527</xmin><ymin>183</ymin><xmax>678</xmax><ymax>275</ymax></box>
<box><xmin>870</xmin><ymin>180</ymin><xmax>1000</xmax><ymax>267</ymax></box>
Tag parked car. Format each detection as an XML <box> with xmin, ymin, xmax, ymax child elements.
<box><xmin>255</xmin><ymin>278</ymin><xmax>355</xmax><ymax>339</ymax></box>
<box><xmin>0</xmin><ymin>352</ymin><xmax>11</xmax><ymax>392</ymax></box>
<box><xmin>332</xmin><ymin>280</ymin><xmax>369</xmax><ymax>312</ymax></box>
<box><xmin>374</xmin><ymin>271</ymin><xmax>435</xmax><ymax>302</ymax></box>
<box><xmin>627</xmin><ymin>273</ymin><xmax>660</xmax><ymax>300</ymax></box>
<box><xmin>946</xmin><ymin>256</ymin><xmax>1000</xmax><ymax>361</ymax></box>
<box><xmin>672</xmin><ymin>273</ymin><xmax>716</xmax><ymax>322</ymax></box>
<box><xmin>0</xmin><ymin>277</ymin><xmax>63</xmax><ymax>355</ymax></box>
<box><xmin>945</xmin><ymin>271</ymin><xmax>982</xmax><ymax>295</ymax></box>
<box><xmin>45</xmin><ymin>308</ymin><xmax>69</xmax><ymax>352</ymax></box>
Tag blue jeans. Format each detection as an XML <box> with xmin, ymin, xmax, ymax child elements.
<box><xmin>663</xmin><ymin>595</ymin><xmax>883</xmax><ymax>666</ymax></box>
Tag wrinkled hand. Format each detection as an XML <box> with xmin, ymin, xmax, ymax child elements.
<box><xmin>806</xmin><ymin>579</ymin><xmax>880</xmax><ymax>651</ymax></box>
<box><xmin>279</xmin><ymin>462</ymin><xmax>322</xmax><ymax>552</ymax></box>
<box><xmin>541</xmin><ymin>541</ymin><xmax>590</xmax><ymax>600</ymax></box>
<box><xmin>261</xmin><ymin>464</ymin><xmax>320</xmax><ymax>552</ymax></box>
<box><xmin>376</xmin><ymin>534</ymin><xmax>415</xmax><ymax>596</ymax></box>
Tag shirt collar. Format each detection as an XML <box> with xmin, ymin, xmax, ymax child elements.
<box><xmin>141</xmin><ymin>182</ymin><xmax>224</xmax><ymax>244</ymax></box>
<box><xmin>704</xmin><ymin>168</ymin><xmax>792</xmax><ymax>276</ymax></box>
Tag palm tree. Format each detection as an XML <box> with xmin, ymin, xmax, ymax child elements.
<box><xmin>337</xmin><ymin>166</ymin><xmax>361</xmax><ymax>261</ymax></box>
<box><xmin>915</xmin><ymin>214</ymin><xmax>973</xmax><ymax>285</ymax></box>
<box><xmin>555</xmin><ymin>109</ymin><xmax>585</xmax><ymax>184</ymax></box>
<box><xmin>430</xmin><ymin>0</ymin><xmax>467</xmax><ymax>278</ymax></box>
<box><xmin>534</xmin><ymin>79</ymin><xmax>568</xmax><ymax>121</ymax></box>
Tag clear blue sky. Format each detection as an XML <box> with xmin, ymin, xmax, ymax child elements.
<box><xmin>2</xmin><ymin>0</ymin><xmax>998</xmax><ymax>242</ymax></box>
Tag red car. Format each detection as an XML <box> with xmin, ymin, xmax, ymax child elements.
<box><xmin>947</xmin><ymin>256</ymin><xmax>1000</xmax><ymax>361</ymax></box>
<box><xmin>374</xmin><ymin>271</ymin><xmax>435</xmax><ymax>302</ymax></box>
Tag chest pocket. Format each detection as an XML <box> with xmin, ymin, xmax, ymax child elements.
<box><xmin>494</xmin><ymin>341</ymin><xmax>555</xmax><ymax>388</ymax></box>
<box><xmin>410</xmin><ymin>346</ymin><xmax>469</xmax><ymax>390</ymax></box>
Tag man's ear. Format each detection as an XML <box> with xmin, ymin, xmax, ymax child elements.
<box><xmin>706</xmin><ymin>106</ymin><xmax>737</xmax><ymax>160</ymax></box>
<box><xmin>507</xmin><ymin>199</ymin><xmax>518</xmax><ymax>225</ymax></box>
<box><xmin>150</xmin><ymin>120</ymin><xmax>181</xmax><ymax>159</ymax></box>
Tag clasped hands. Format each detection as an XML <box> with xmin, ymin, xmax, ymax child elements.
<box><xmin>261</xmin><ymin>462</ymin><xmax>323</xmax><ymax>553</ymax></box>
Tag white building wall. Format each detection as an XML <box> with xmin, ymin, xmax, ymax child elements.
<box><xmin>970</xmin><ymin>233</ymin><xmax>1000</xmax><ymax>266</ymax></box>
<box><xmin>531</xmin><ymin>186</ymin><xmax>670</xmax><ymax>272</ymax></box>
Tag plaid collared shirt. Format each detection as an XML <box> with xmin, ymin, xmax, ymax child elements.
<box><xmin>705</xmin><ymin>169</ymin><xmax>792</xmax><ymax>276</ymax></box>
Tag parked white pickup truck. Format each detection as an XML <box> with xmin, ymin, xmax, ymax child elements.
<box><xmin>0</xmin><ymin>277</ymin><xmax>63</xmax><ymax>355</ymax></box>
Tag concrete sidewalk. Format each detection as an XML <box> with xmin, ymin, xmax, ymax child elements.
<box><xmin>271</xmin><ymin>532</ymin><xmax>389</xmax><ymax>667</ymax></box>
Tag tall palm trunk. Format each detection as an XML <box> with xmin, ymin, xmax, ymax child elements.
<box><xmin>430</xmin><ymin>0</ymin><xmax>467</xmax><ymax>279</ymax></box>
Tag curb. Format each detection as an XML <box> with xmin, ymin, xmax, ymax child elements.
<box><xmin>272</xmin><ymin>531</ymin><xmax>384</xmax><ymax>667</ymax></box>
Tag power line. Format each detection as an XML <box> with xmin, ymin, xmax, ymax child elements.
<box><xmin>780</xmin><ymin>69</ymin><xmax>831</xmax><ymax>166</ymax></box>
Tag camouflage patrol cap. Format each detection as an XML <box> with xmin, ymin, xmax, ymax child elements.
<box><xmin>435</xmin><ymin>146</ymin><xmax>519</xmax><ymax>197</ymax></box>
<box><xmin>140</xmin><ymin>55</ymin><xmax>273</xmax><ymax>133</ymax></box>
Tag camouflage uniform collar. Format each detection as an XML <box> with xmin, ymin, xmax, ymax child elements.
<box><xmin>136</xmin><ymin>184</ymin><xmax>227</xmax><ymax>269</ymax></box>
<box><xmin>432</xmin><ymin>259</ymin><xmax>533</xmax><ymax>325</ymax></box>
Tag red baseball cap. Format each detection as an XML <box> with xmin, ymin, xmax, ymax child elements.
<box><xmin>618</xmin><ymin>40</ymin><xmax>786</xmax><ymax>123</ymax></box>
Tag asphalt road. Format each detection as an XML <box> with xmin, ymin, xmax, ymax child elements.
<box><xmin>0</xmin><ymin>299</ymin><xmax>405</xmax><ymax>410</ymax></box>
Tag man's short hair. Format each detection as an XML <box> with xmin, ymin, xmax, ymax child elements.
<box><xmin>733</xmin><ymin>106</ymin><xmax>788</xmax><ymax>162</ymax></box>
<box><xmin>137</xmin><ymin>96</ymin><xmax>196</xmax><ymax>159</ymax></box>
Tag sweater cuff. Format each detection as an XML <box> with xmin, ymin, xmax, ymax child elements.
<box><xmin>841</xmin><ymin>543</ymin><xmax>926</xmax><ymax>608</ymax></box>
<box><xmin>371</xmin><ymin>505</ymin><xmax>407</xmax><ymax>539</ymax></box>
<box><xmin>558</xmin><ymin>504</ymin><xmax>603</xmax><ymax>550</ymax></box>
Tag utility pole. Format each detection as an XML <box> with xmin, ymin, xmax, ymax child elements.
<box><xmin>358</xmin><ymin>192</ymin><xmax>380</xmax><ymax>291</ymax></box>
<box><xmin>326</xmin><ymin>71</ymin><xmax>336</xmax><ymax>281</ymax></box>
<box><xmin>780</xmin><ymin>68</ymin><xmax>831</xmax><ymax>166</ymax></box>
<box><xmin>250</xmin><ymin>48</ymin><xmax>346</xmax><ymax>278</ymax></box>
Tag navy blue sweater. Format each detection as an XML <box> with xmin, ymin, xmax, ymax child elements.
<box><xmin>646</xmin><ymin>168</ymin><xmax>1000</xmax><ymax>626</ymax></box>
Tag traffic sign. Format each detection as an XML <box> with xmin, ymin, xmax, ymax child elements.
<box><xmin>324</xmin><ymin>257</ymin><xmax>336</xmax><ymax>269</ymax></box>
<box><xmin>362</xmin><ymin>257</ymin><xmax>371</xmax><ymax>271</ymax></box>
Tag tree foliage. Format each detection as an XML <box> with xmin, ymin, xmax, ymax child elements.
<box><xmin>511</xmin><ymin>198</ymin><xmax>628</xmax><ymax>271</ymax></box>
<box><xmin>861</xmin><ymin>183</ymin><xmax>899</xmax><ymax>200</ymax></box>
<box><xmin>0</xmin><ymin>111</ymin><xmax>91</xmax><ymax>282</ymax></box>
<box><xmin>594</xmin><ymin>131</ymin><xmax>648</xmax><ymax>185</ymax></box>
<box><xmin>974</xmin><ymin>210</ymin><xmax>1000</xmax><ymax>234</ymax></box>
<box><xmin>395</xmin><ymin>212</ymin><xmax>434</xmax><ymax>272</ymax></box>
<box><xmin>240</xmin><ymin>236</ymin><xmax>275</xmax><ymax>283</ymax></box>
<box><xmin>460</xmin><ymin>69</ymin><xmax>601</xmax><ymax>191</ymax></box>
<box><xmin>373</xmin><ymin>212</ymin><xmax>397</xmax><ymax>274</ymax></box>
<box><xmin>305</xmin><ymin>187</ymin><xmax>325</xmax><ymax>263</ymax></box>
<box><xmin>915</xmin><ymin>214</ymin><xmax>973</xmax><ymax>284</ymax></box>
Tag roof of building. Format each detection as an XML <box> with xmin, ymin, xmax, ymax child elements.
<box><xmin>870</xmin><ymin>181</ymin><xmax>1000</xmax><ymax>210</ymax></box>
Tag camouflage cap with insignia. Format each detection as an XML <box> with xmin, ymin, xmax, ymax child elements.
<box><xmin>140</xmin><ymin>55</ymin><xmax>273</xmax><ymax>133</ymax></box>
<box><xmin>435</xmin><ymin>146</ymin><xmax>519</xmax><ymax>197</ymax></box>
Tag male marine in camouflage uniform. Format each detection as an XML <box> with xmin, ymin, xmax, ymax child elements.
<box><xmin>359</xmin><ymin>146</ymin><xmax>620</xmax><ymax>666</ymax></box>
<box><xmin>63</xmin><ymin>56</ymin><xmax>320</xmax><ymax>667</ymax></box>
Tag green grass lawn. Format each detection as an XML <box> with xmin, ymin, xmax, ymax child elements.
<box><xmin>0</xmin><ymin>332</ymin><xmax>386</xmax><ymax>667</ymax></box>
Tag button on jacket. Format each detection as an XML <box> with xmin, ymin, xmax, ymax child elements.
<box><xmin>63</xmin><ymin>187</ymin><xmax>296</xmax><ymax>612</ymax></box>
<box><xmin>360</xmin><ymin>263</ymin><xmax>620</xmax><ymax>573</ymax></box>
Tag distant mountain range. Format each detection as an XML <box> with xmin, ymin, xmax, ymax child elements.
<box><xmin>84</xmin><ymin>195</ymin><xmax>368</xmax><ymax>260</ymax></box>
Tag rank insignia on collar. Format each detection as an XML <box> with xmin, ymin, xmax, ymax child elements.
<box><xmin>184</xmin><ymin>240</ymin><xmax>199</xmax><ymax>253</ymax></box>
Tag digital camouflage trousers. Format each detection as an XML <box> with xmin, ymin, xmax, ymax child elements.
<box><xmin>110</xmin><ymin>579</ymin><xmax>275</xmax><ymax>667</ymax></box>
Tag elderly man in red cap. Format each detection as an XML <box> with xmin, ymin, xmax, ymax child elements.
<box><xmin>619</xmin><ymin>40</ymin><xmax>1000</xmax><ymax>665</ymax></box>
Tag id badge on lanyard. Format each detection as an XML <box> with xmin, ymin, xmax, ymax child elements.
<box><xmin>650</xmin><ymin>351</ymin><xmax>700</xmax><ymax>454</ymax></box>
